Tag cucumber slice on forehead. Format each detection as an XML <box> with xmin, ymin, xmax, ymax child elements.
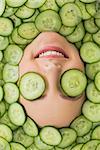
<box><xmin>58</xmin><ymin>128</ymin><xmax>77</xmax><ymax>148</ymax></box>
<box><xmin>40</xmin><ymin>126</ymin><xmax>62</xmax><ymax>146</ymax></box>
<box><xmin>70</xmin><ymin>115</ymin><xmax>92</xmax><ymax>137</ymax></box>
<box><xmin>35</xmin><ymin>10</ymin><xmax>62</xmax><ymax>32</ymax></box>
<box><xmin>19</xmin><ymin>72</ymin><xmax>46</xmax><ymax>100</ymax></box>
<box><xmin>59</xmin><ymin>3</ymin><xmax>82</xmax><ymax>27</ymax></box>
<box><xmin>34</xmin><ymin>136</ymin><xmax>53</xmax><ymax>149</ymax></box>
<box><xmin>60</xmin><ymin>69</ymin><xmax>87</xmax><ymax>97</ymax></box>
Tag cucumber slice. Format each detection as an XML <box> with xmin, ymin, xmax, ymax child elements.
<box><xmin>60</xmin><ymin>69</ymin><xmax>87</xmax><ymax>97</ymax></box>
<box><xmin>0</xmin><ymin>137</ymin><xmax>10</xmax><ymax>150</ymax></box>
<box><xmin>0</xmin><ymin>101</ymin><xmax>6</xmax><ymax>118</ymax></box>
<box><xmin>80</xmin><ymin>42</ymin><xmax>100</xmax><ymax>63</ymax></box>
<box><xmin>71</xmin><ymin>144</ymin><xmax>83</xmax><ymax>150</ymax></box>
<box><xmin>93</xmin><ymin>30</ymin><xmax>100</xmax><ymax>46</ymax></box>
<box><xmin>60</xmin><ymin>3</ymin><xmax>82</xmax><ymax>27</ymax></box>
<box><xmin>10</xmin><ymin>142</ymin><xmax>26</xmax><ymax>150</ymax></box>
<box><xmin>18</xmin><ymin>23</ymin><xmax>39</xmax><ymax>40</ymax></box>
<box><xmin>86</xmin><ymin>61</ymin><xmax>100</xmax><ymax>80</ymax></box>
<box><xmin>3</xmin><ymin>63</ymin><xmax>19</xmax><ymax>83</ymax></box>
<box><xmin>23</xmin><ymin>9</ymin><xmax>39</xmax><ymax>23</ymax></box>
<box><xmin>0</xmin><ymin>112</ymin><xmax>18</xmax><ymax>130</ymax></box>
<box><xmin>58</xmin><ymin>128</ymin><xmax>77</xmax><ymax>148</ymax></box>
<box><xmin>13</xmin><ymin>127</ymin><xmax>34</xmax><ymax>147</ymax></box>
<box><xmin>19</xmin><ymin>72</ymin><xmax>46</xmax><ymax>100</ymax></box>
<box><xmin>3</xmin><ymin>5</ymin><xmax>18</xmax><ymax>17</ymax></box>
<box><xmin>95</xmin><ymin>71</ymin><xmax>100</xmax><ymax>91</ymax></box>
<box><xmin>75</xmin><ymin>41</ymin><xmax>82</xmax><ymax>49</ymax></box>
<box><xmin>80</xmin><ymin>0</ymin><xmax>96</xmax><ymax>3</ymax></box>
<box><xmin>86</xmin><ymin>2</ymin><xmax>97</xmax><ymax>17</ymax></box>
<box><xmin>76</xmin><ymin>130</ymin><xmax>92</xmax><ymax>144</ymax></box>
<box><xmin>35</xmin><ymin>10</ymin><xmax>62</xmax><ymax>32</ymax></box>
<box><xmin>0</xmin><ymin>51</ymin><xmax>3</xmax><ymax>61</ymax></box>
<box><xmin>40</xmin><ymin>126</ymin><xmax>62</xmax><ymax>146</ymax></box>
<box><xmin>59</xmin><ymin>25</ymin><xmax>75</xmax><ymax>36</ymax></box>
<box><xmin>0</xmin><ymin>36</ymin><xmax>9</xmax><ymax>50</ymax></box>
<box><xmin>25</xmin><ymin>0</ymin><xmax>46</xmax><ymax>8</ymax></box>
<box><xmin>55</xmin><ymin>0</ymin><xmax>75</xmax><ymax>7</ymax></box>
<box><xmin>0</xmin><ymin>86</ymin><xmax>3</xmax><ymax>101</ymax></box>
<box><xmin>39</xmin><ymin>0</ymin><xmax>59</xmax><ymax>12</ymax></box>
<box><xmin>81</xmin><ymin>140</ymin><xmax>100</xmax><ymax>150</ymax></box>
<box><xmin>4</xmin><ymin>44</ymin><xmax>23</xmax><ymax>65</ymax></box>
<box><xmin>95</xmin><ymin>18</ymin><xmax>100</xmax><ymax>28</ymax></box>
<box><xmin>92</xmin><ymin>126</ymin><xmax>100</xmax><ymax>140</ymax></box>
<box><xmin>97</xmin><ymin>144</ymin><xmax>100</xmax><ymax>150</ymax></box>
<box><xmin>0</xmin><ymin>123</ymin><xmax>12</xmax><ymax>142</ymax></box>
<box><xmin>9</xmin><ymin>35</ymin><xmax>14</xmax><ymax>44</ymax></box>
<box><xmin>15</xmin><ymin>5</ymin><xmax>35</xmax><ymax>19</ymax></box>
<box><xmin>27</xmin><ymin>144</ymin><xmax>39</xmax><ymax>150</ymax></box>
<box><xmin>0</xmin><ymin>62</ymin><xmax>4</xmax><ymax>80</ymax></box>
<box><xmin>75</xmin><ymin>0</ymin><xmax>91</xmax><ymax>20</ymax></box>
<box><xmin>8</xmin><ymin>102</ymin><xmax>26</xmax><ymax>126</ymax></box>
<box><xmin>82</xmin><ymin>100</ymin><xmax>100</xmax><ymax>122</ymax></box>
<box><xmin>23</xmin><ymin>117</ymin><xmax>38</xmax><ymax>137</ymax></box>
<box><xmin>3</xmin><ymin>83</ymin><xmax>19</xmax><ymax>104</ymax></box>
<box><xmin>12</xmin><ymin>28</ymin><xmax>32</xmax><ymax>45</ymax></box>
<box><xmin>34</xmin><ymin>136</ymin><xmax>53</xmax><ymax>150</ymax></box>
<box><xmin>86</xmin><ymin>82</ymin><xmax>100</xmax><ymax>104</ymax></box>
<box><xmin>84</xmin><ymin>18</ymin><xmax>99</xmax><ymax>34</ymax></box>
<box><xmin>6</xmin><ymin>0</ymin><xmax>27</xmax><ymax>7</ymax></box>
<box><xmin>70</xmin><ymin>115</ymin><xmax>92</xmax><ymax>137</ymax></box>
<box><xmin>10</xmin><ymin>15</ymin><xmax>22</xmax><ymax>27</ymax></box>
<box><xmin>66</xmin><ymin>22</ymin><xmax>85</xmax><ymax>43</ymax></box>
<box><xmin>0</xmin><ymin>17</ymin><xmax>13</xmax><ymax>36</ymax></box>
<box><xmin>0</xmin><ymin>0</ymin><xmax>5</xmax><ymax>16</ymax></box>
<box><xmin>83</xmin><ymin>33</ymin><xmax>93</xmax><ymax>43</ymax></box>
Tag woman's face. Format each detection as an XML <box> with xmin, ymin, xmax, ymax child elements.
<box><xmin>19</xmin><ymin>32</ymin><xmax>85</xmax><ymax>128</ymax></box>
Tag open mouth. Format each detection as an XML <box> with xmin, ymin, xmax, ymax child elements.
<box><xmin>34</xmin><ymin>46</ymin><xmax>69</xmax><ymax>59</ymax></box>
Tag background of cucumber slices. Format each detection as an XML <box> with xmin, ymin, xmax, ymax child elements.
<box><xmin>0</xmin><ymin>0</ymin><xmax>100</xmax><ymax>149</ymax></box>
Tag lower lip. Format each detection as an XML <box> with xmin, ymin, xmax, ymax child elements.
<box><xmin>39</xmin><ymin>55</ymin><xmax>65</xmax><ymax>58</ymax></box>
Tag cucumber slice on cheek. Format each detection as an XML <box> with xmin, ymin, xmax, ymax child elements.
<box><xmin>60</xmin><ymin>69</ymin><xmax>87</xmax><ymax>97</ymax></box>
<box><xmin>19</xmin><ymin>72</ymin><xmax>46</xmax><ymax>100</ymax></box>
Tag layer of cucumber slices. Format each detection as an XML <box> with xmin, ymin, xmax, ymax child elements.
<box><xmin>0</xmin><ymin>0</ymin><xmax>100</xmax><ymax>150</ymax></box>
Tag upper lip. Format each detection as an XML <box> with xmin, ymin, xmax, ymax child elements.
<box><xmin>34</xmin><ymin>46</ymin><xmax>69</xmax><ymax>58</ymax></box>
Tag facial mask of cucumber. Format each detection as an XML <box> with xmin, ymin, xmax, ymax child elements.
<box><xmin>0</xmin><ymin>0</ymin><xmax>100</xmax><ymax>149</ymax></box>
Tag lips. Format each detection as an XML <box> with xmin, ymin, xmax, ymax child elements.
<box><xmin>34</xmin><ymin>46</ymin><xmax>69</xmax><ymax>58</ymax></box>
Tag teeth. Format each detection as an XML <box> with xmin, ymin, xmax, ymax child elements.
<box><xmin>39</xmin><ymin>51</ymin><xmax>64</xmax><ymax>58</ymax></box>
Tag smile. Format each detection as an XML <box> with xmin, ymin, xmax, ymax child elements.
<box><xmin>34</xmin><ymin>46</ymin><xmax>69</xmax><ymax>58</ymax></box>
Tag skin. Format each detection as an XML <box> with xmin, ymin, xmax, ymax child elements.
<box><xmin>19</xmin><ymin>32</ymin><xmax>85</xmax><ymax>128</ymax></box>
